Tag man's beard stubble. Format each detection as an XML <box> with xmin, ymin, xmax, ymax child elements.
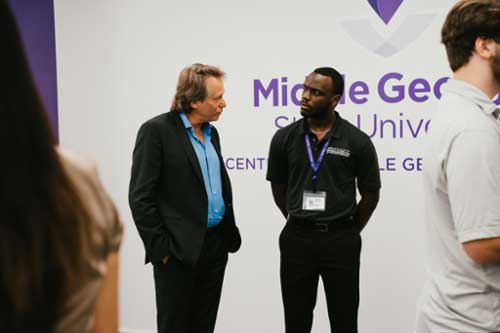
<box><xmin>300</xmin><ymin>108</ymin><xmax>329</xmax><ymax>120</ymax></box>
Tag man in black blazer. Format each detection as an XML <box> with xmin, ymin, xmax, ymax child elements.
<box><xmin>129</xmin><ymin>63</ymin><xmax>241</xmax><ymax>333</ymax></box>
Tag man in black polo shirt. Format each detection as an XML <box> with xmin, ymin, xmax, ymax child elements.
<box><xmin>266</xmin><ymin>67</ymin><xmax>381</xmax><ymax>333</ymax></box>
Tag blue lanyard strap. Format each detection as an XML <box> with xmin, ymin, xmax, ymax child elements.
<box><xmin>304</xmin><ymin>134</ymin><xmax>331</xmax><ymax>187</ymax></box>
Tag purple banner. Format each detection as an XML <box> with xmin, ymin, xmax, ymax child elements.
<box><xmin>9</xmin><ymin>0</ymin><xmax>58</xmax><ymax>139</ymax></box>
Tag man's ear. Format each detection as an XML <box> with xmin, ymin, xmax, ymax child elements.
<box><xmin>331</xmin><ymin>95</ymin><xmax>341</xmax><ymax>108</ymax></box>
<box><xmin>191</xmin><ymin>100</ymin><xmax>200</xmax><ymax>110</ymax></box>
<box><xmin>474</xmin><ymin>37</ymin><xmax>497</xmax><ymax>60</ymax></box>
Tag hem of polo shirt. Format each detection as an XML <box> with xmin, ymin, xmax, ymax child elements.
<box><xmin>458</xmin><ymin>226</ymin><xmax>500</xmax><ymax>243</ymax></box>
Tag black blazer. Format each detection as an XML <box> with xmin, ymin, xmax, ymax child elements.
<box><xmin>129</xmin><ymin>111</ymin><xmax>241</xmax><ymax>267</ymax></box>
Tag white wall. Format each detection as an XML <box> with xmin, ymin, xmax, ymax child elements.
<box><xmin>55</xmin><ymin>1</ymin><xmax>458</xmax><ymax>331</ymax></box>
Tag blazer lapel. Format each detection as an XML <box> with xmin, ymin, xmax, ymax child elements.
<box><xmin>171</xmin><ymin>112</ymin><xmax>204</xmax><ymax>185</ymax></box>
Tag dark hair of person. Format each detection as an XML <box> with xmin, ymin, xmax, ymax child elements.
<box><xmin>441</xmin><ymin>0</ymin><xmax>500</xmax><ymax>72</ymax></box>
<box><xmin>314</xmin><ymin>67</ymin><xmax>345</xmax><ymax>96</ymax></box>
<box><xmin>0</xmin><ymin>1</ymin><xmax>91</xmax><ymax>331</ymax></box>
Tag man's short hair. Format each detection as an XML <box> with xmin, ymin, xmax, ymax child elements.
<box><xmin>313</xmin><ymin>67</ymin><xmax>345</xmax><ymax>97</ymax></box>
<box><xmin>170</xmin><ymin>63</ymin><xmax>225</xmax><ymax>113</ymax></box>
<box><xmin>441</xmin><ymin>0</ymin><xmax>500</xmax><ymax>72</ymax></box>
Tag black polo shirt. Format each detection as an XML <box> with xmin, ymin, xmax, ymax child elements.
<box><xmin>266</xmin><ymin>112</ymin><xmax>381</xmax><ymax>222</ymax></box>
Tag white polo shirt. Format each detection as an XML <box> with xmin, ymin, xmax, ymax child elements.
<box><xmin>417</xmin><ymin>79</ymin><xmax>500</xmax><ymax>332</ymax></box>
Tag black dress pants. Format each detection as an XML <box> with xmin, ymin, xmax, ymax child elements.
<box><xmin>153</xmin><ymin>229</ymin><xmax>228</xmax><ymax>333</ymax></box>
<box><xmin>280</xmin><ymin>219</ymin><xmax>361</xmax><ymax>333</ymax></box>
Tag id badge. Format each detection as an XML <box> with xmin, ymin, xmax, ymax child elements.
<box><xmin>302</xmin><ymin>191</ymin><xmax>327</xmax><ymax>211</ymax></box>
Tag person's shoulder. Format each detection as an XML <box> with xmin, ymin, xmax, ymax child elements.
<box><xmin>57</xmin><ymin>147</ymin><xmax>98</xmax><ymax>181</ymax></box>
<box><xmin>57</xmin><ymin>148</ymin><xmax>108</xmax><ymax>206</ymax></box>
<box><xmin>439</xmin><ymin>92</ymin><xmax>478</xmax><ymax>117</ymax></box>
<box><xmin>140</xmin><ymin>112</ymin><xmax>172</xmax><ymax>129</ymax></box>
<box><xmin>437</xmin><ymin>93</ymin><xmax>494</xmax><ymax>133</ymax></box>
<box><xmin>135</xmin><ymin>112</ymin><xmax>180</xmax><ymax>142</ymax></box>
<box><xmin>272</xmin><ymin>119</ymin><xmax>303</xmax><ymax>141</ymax></box>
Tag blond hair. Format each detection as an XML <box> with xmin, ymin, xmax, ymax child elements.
<box><xmin>170</xmin><ymin>63</ymin><xmax>225</xmax><ymax>113</ymax></box>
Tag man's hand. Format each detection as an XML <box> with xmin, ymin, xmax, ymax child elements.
<box><xmin>162</xmin><ymin>256</ymin><xmax>169</xmax><ymax>264</ymax></box>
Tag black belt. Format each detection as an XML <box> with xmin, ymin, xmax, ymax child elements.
<box><xmin>288</xmin><ymin>215</ymin><xmax>356</xmax><ymax>232</ymax></box>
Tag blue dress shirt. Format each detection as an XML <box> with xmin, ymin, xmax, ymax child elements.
<box><xmin>180</xmin><ymin>113</ymin><xmax>225</xmax><ymax>228</ymax></box>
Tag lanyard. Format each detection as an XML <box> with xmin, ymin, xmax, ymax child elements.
<box><xmin>304</xmin><ymin>134</ymin><xmax>331</xmax><ymax>191</ymax></box>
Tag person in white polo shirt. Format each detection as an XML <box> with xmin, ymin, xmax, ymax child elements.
<box><xmin>416</xmin><ymin>1</ymin><xmax>500</xmax><ymax>332</ymax></box>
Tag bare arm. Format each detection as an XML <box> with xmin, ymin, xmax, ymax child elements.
<box><xmin>271</xmin><ymin>183</ymin><xmax>288</xmax><ymax>219</ymax></box>
<box><xmin>354</xmin><ymin>190</ymin><xmax>379</xmax><ymax>232</ymax></box>
<box><xmin>463</xmin><ymin>238</ymin><xmax>500</xmax><ymax>265</ymax></box>
<box><xmin>92</xmin><ymin>253</ymin><xmax>119</xmax><ymax>333</ymax></box>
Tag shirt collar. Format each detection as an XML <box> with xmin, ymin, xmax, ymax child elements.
<box><xmin>443</xmin><ymin>79</ymin><xmax>500</xmax><ymax>116</ymax></box>
<box><xmin>300</xmin><ymin>111</ymin><xmax>343</xmax><ymax>139</ymax></box>
<box><xmin>179</xmin><ymin>112</ymin><xmax>212</xmax><ymax>136</ymax></box>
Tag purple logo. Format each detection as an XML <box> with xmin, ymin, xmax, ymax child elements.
<box><xmin>339</xmin><ymin>1</ymin><xmax>435</xmax><ymax>57</ymax></box>
<box><xmin>367</xmin><ymin>0</ymin><xmax>404</xmax><ymax>24</ymax></box>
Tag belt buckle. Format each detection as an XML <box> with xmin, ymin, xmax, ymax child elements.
<box><xmin>315</xmin><ymin>222</ymin><xmax>328</xmax><ymax>232</ymax></box>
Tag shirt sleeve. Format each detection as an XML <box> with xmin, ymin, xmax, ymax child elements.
<box><xmin>355</xmin><ymin>138</ymin><xmax>381</xmax><ymax>192</ymax></box>
<box><xmin>266</xmin><ymin>129</ymin><xmax>288</xmax><ymax>184</ymax></box>
<box><xmin>446</xmin><ymin>130</ymin><xmax>500</xmax><ymax>243</ymax></box>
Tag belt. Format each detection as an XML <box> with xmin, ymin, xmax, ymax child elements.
<box><xmin>288</xmin><ymin>215</ymin><xmax>356</xmax><ymax>232</ymax></box>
